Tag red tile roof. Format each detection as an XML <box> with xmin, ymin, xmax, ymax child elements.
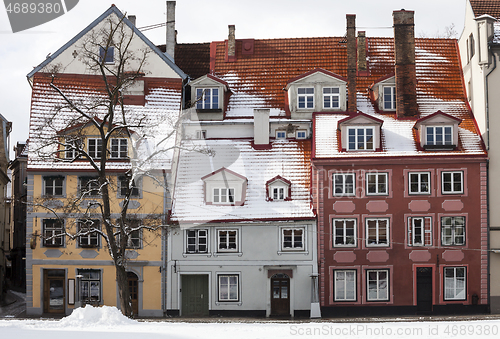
<box><xmin>470</xmin><ymin>0</ymin><xmax>500</xmax><ymax>18</ymax></box>
<box><xmin>158</xmin><ymin>43</ymin><xmax>211</xmax><ymax>80</ymax></box>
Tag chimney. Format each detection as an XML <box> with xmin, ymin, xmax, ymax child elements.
<box><xmin>346</xmin><ymin>14</ymin><xmax>357</xmax><ymax>112</ymax></box>
<box><xmin>254</xmin><ymin>109</ymin><xmax>270</xmax><ymax>146</ymax></box>
<box><xmin>227</xmin><ymin>25</ymin><xmax>236</xmax><ymax>62</ymax></box>
<box><xmin>357</xmin><ymin>31</ymin><xmax>367</xmax><ymax>73</ymax></box>
<box><xmin>166</xmin><ymin>1</ymin><xmax>176</xmax><ymax>61</ymax></box>
<box><xmin>128</xmin><ymin>15</ymin><xmax>136</xmax><ymax>26</ymax></box>
<box><xmin>393</xmin><ymin>10</ymin><xmax>417</xmax><ymax>118</ymax></box>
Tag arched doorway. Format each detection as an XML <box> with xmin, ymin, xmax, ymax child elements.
<box><xmin>127</xmin><ymin>272</ymin><xmax>139</xmax><ymax>316</ymax></box>
<box><xmin>270</xmin><ymin>273</ymin><xmax>290</xmax><ymax>316</ymax></box>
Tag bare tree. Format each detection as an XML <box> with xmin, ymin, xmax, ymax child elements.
<box><xmin>418</xmin><ymin>23</ymin><xmax>458</xmax><ymax>39</ymax></box>
<box><xmin>29</xmin><ymin>13</ymin><xmax>201</xmax><ymax>317</ymax></box>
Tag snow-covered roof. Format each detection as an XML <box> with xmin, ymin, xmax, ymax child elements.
<box><xmin>27</xmin><ymin>75</ymin><xmax>182</xmax><ymax>171</ymax></box>
<box><xmin>171</xmin><ymin>139</ymin><xmax>314</xmax><ymax>224</ymax></box>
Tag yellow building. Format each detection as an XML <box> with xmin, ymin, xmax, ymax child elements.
<box><xmin>25</xmin><ymin>6</ymin><xmax>186</xmax><ymax>316</ymax></box>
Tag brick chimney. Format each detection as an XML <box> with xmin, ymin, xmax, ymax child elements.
<box><xmin>357</xmin><ymin>31</ymin><xmax>367</xmax><ymax>73</ymax></box>
<box><xmin>346</xmin><ymin>14</ymin><xmax>357</xmax><ymax>112</ymax></box>
<box><xmin>166</xmin><ymin>1</ymin><xmax>176</xmax><ymax>61</ymax></box>
<box><xmin>254</xmin><ymin>109</ymin><xmax>270</xmax><ymax>146</ymax></box>
<box><xmin>127</xmin><ymin>15</ymin><xmax>136</xmax><ymax>26</ymax></box>
<box><xmin>226</xmin><ymin>25</ymin><xmax>236</xmax><ymax>62</ymax></box>
<box><xmin>393</xmin><ymin>10</ymin><xmax>418</xmax><ymax>118</ymax></box>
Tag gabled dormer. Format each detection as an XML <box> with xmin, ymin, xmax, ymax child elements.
<box><xmin>414</xmin><ymin>110</ymin><xmax>461</xmax><ymax>150</ymax></box>
<box><xmin>201</xmin><ymin>167</ymin><xmax>247</xmax><ymax>206</ymax></box>
<box><xmin>285</xmin><ymin>68</ymin><xmax>347</xmax><ymax>119</ymax></box>
<box><xmin>266</xmin><ymin>176</ymin><xmax>292</xmax><ymax>201</ymax></box>
<box><xmin>369</xmin><ymin>73</ymin><xmax>396</xmax><ymax>112</ymax></box>
<box><xmin>190</xmin><ymin>74</ymin><xmax>230</xmax><ymax>121</ymax></box>
<box><xmin>338</xmin><ymin>113</ymin><xmax>384</xmax><ymax>152</ymax></box>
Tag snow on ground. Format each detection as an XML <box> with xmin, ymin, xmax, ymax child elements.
<box><xmin>1</xmin><ymin>306</ymin><xmax>500</xmax><ymax>339</ymax></box>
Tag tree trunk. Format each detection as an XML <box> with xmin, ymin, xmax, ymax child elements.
<box><xmin>115</xmin><ymin>263</ymin><xmax>133</xmax><ymax>317</ymax></box>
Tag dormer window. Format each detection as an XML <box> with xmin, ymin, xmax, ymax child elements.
<box><xmin>202</xmin><ymin>168</ymin><xmax>247</xmax><ymax>206</ymax></box>
<box><xmin>213</xmin><ymin>188</ymin><xmax>235</xmax><ymax>204</ymax></box>
<box><xmin>276</xmin><ymin>131</ymin><xmax>286</xmax><ymax>139</ymax></box>
<box><xmin>297</xmin><ymin>87</ymin><xmax>314</xmax><ymax>109</ymax></box>
<box><xmin>414</xmin><ymin>111</ymin><xmax>461</xmax><ymax>150</ymax></box>
<box><xmin>323</xmin><ymin>87</ymin><xmax>340</xmax><ymax>109</ymax></box>
<box><xmin>426</xmin><ymin>126</ymin><xmax>453</xmax><ymax>146</ymax></box>
<box><xmin>266</xmin><ymin>176</ymin><xmax>291</xmax><ymax>201</ymax></box>
<box><xmin>338</xmin><ymin>113</ymin><xmax>383</xmax><ymax>152</ymax></box>
<box><xmin>348</xmin><ymin>127</ymin><xmax>374</xmax><ymax>151</ymax></box>
<box><xmin>110</xmin><ymin>138</ymin><xmax>128</xmax><ymax>158</ymax></box>
<box><xmin>196</xmin><ymin>88</ymin><xmax>219</xmax><ymax>110</ymax></box>
<box><xmin>88</xmin><ymin>138</ymin><xmax>102</xmax><ymax>159</ymax></box>
<box><xmin>383</xmin><ymin>86</ymin><xmax>396</xmax><ymax>110</ymax></box>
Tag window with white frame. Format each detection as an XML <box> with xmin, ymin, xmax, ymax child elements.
<box><xmin>441</xmin><ymin>216</ymin><xmax>465</xmax><ymax>246</ymax></box>
<box><xmin>213</xmin><ymin>188</ymin><xmax>235</xmax><ymax>204</ymax></box>
<box><xmin>65</xmin><ymin>139</ymin><xmax>82</xmax><ymax>159</ymax></box>
<box><xmin>409</xmin><ymin>172</ymin><xmax>430</xmax><ymax>194</ymax></box>
<box><xmin>43</xmin><ymin>219</ymin><xmax>64</xmax><ymax>247</ymax></box>
<box><xmin>79</xmin><ymin>176</ymin><xmax>100</xmax><ymax>196</ymax></box>
<box><xmin>217</xmin><ymin>229</ymin><xmax>238</xmax><ymax>252</ymax></box>
<box><xmin>218</xmin><ymin>274</ymin><xmax>239</xmax><ymax>301</ymax></box>
<box><xmin>87</xmin><ymin>138</ymin><xmax>102</xmax><ymax>159</ymax></box>
<box><xmin>442</xmin><ymin>171</ymin><xmax>463</xmax><ymax>194</ymax></box>
<box><xmin>99</xmin><ymin>46</ymin><xmax>114</xmax><ymax>64</ymax></box>
<box><xmin>366</xmin><ymin>173</ymin><xmax>388</xmax><ymax>195</ymax></box>
<box><xmin>334</xmin><ymin>270</ymin><xmax>356</xmax><ymax>301</ymax></box>
<box><xmin>444</xmin><ymin>267</ymin><xmax>466</xmax><ymax>301</ymax></box>
<box><xmin>78</xmin><ymin>219</ymin><xmax>100</xmax><ymax>248</ymax></box>
<box><xmin>186</xmin><ymin>229</ymin><xmax>208</xmax><ymax>253</ymax></box>
<box><xmin>367</xmin><ymin>269</ymin><xmax>389</xmax><ymax>301</ymax></box>
<box><xmin>196</xmin><ymin>130</ymin><xmax>207</xmax><ymax>139</ymax></box>
<box><xmin>408</xmin><ymin>217</ymin><xmax>432</xmax><ymax>246</ymax></box>
<box><xmin>118</xmin><ymin>176</ymin><xmax>140</xmax><ymax>198</ymax></box>
<box><xmin>383</xmin><ymin>86</ymin><xmax>396</xmax><ymax>110</ymax></box>
<box><xmin>366</xmin><ymin>218</ymin><xmax>389</xmax><ymax>247</ymax></box>
<box><xmin>123</xmin><ymin>219</ymin><xmax>141</xmax><ymax>249</ymax></box>
<box><xmin>297</xmin><ymin>87</ymin><xmax>314</xmax><ymax>109</ymax></box>
<box><xmin>196</xmin><ymin>88</ymin><xmax>219</xmax><ymax>109</ymax></box>
<box><xmin>348</xmin><ymin>127</ymin><xmax>374</xmax><ymax>151</ymax></box>
<box><xmin>273</xmin><ymin>187</ymin><xmax>285</xmax><ymax>200</ymax></box>
<box><xmin>426</xmin><ymin>126</ymin><xmax>453</xmax><ymax>146</ymax></box>
<box><xmin>323</xmin><ymin>87</ymin><xmax>340</xmax><ymax>109</ymax></box>
<box><xmin>78</xmin><ymin>269</ymin><xmax>101</xmax><ymax>304</ymax></box>
<box><xmin>333</xmin><ymin>219</ymin><xmax>356</xmax><ymax>247</ymax></box>
<box><xmin>296</xmin><ymin>130</ymin><xmax>307</xmax><ymax>139</ymax></box>
<box><xmin>281</xmin><ymin>228</ymin><xmax>304</xmax><ymax>251</ymax></box>
<box><xmin>333</xmin><ymin>173</ymin><xmax>355</xmax><ymax>196</ymax></box>
<box><xmin>276</xmin><ymin>131</ymin><xmax>286</xmax><ymax>139</ymax></box>
<box><xmin>110</xmin><ymin>138</ymin><xmax>128</xmax><ymax>158</ymax></box>
<box><xmin>44</xmin><ymin>176</ymin><xmax>64</xmax><ymax>197</ymax></box>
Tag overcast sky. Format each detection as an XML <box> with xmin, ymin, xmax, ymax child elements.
<box><xmin>0</xmin><ymin>0</ymin><xmax>467</xmax><ymax>158</ymax></box>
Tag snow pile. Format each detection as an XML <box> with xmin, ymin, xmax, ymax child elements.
<box><xmin>56</xmin><ymin>305</ymin><xmax>137</xmax><ymax>328</ymax></box>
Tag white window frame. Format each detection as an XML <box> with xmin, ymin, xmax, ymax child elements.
<box><xmin>78</xmin><ymin>269</ymin><xmax>101</xmax><ymax>304</ymax></box>
<box><xmin>444</xmin><ymin>267</ymin><xmax>466</xmax><ymax>301</ymax></box>
<box><xmin>296</xmin><ymin>130</ymin><xmax>307</xmax><ymax>139</ymax></box>
<box><xmin>408</xmin><ymin>217</ymin><xmax>432</xmax><ymax>247</ymax></box>
<box><xmin>78</xmin><ymin>219</ymin><xmax>100</xmax><ymax>248</ymax></box>
<box><xmin>366</xmin><ymin>269</ymin><xmax>389</xmax><ymax>301</ymax></box>
<box><xmin>196</xmin><ymin>130</ymin><xmax>207</xmax><ymax>139</ymax></box>
<box><xmin>110</xmin><ymin>138</ymin><xmax>128</xmax><ymax>159</ymax></box>
<box><xmin>323</xmin><ymin>87</ymin><xmax>340</xmax><ymax>109</ymax></box>
<box><xmin>297</xmin><ymin>87</ymin><xmax>314</xmax><ymax>109</ymax></box>
<box><xmin>217</xmin><ymin>229</ymin><xmax>238</xmax><ymax>252</ymax></box>
<box><xmin>347</xmin><ymin>127</ymin><xmax>374</xmax><ymax>151</ymax></box>
<box><xmin>273</xmin><ymin>187</ymin><xmax>285</xmax><ymax>200</ymax></box>
<box><xmin>196</xmin><ymin>88</ymin><xmax>219</xmax><ymax>110</ymax></box>
<box><xmin>43</xmin><ymin>176</ymin><xmax>64</xmax><ymax>197</ymax></box>
<box><xmin>333</xmin><ymin>219</ymin><xmax>357</xmax><ymax>247</ymax></box>
<box><xmin>276</xmin><ymin>130</ymin><xmax>286</xmax><ymax>139</ymax></box>
<box><xmin>99</xmin><ymin>46</ymin><xmax>114</xmax><ymax>64</ymax></box>
<box><xmin>118</xmin><ymin>176</ymin><xmax>141</xmax><ymax>198</ymax></box>
<box><xmin>334</xmin><ymin>270</ymin><xmax>357</xmax><ymax>301</ymax></box>
<box><xmin>186</xmin><ymin>229</ymin><xmax>208</xmax><ymax>253</ymax></box>
<box><xmin>409</xmin><ymin>172</ymin><xmax>430</xmax><ymax>195</ymax></box>
<box><xmin>365</xmin><ymin>218</ymin><xmax>389</xmax><ymax>247</ymax></box>
<box><xmin>382</xmin><ymin>86</ymin><xmax>396</xmax><ymax>110</ymax></box>
<box><xmin>213</xmin><ymin>188</ymin><xmax>235</xmax><ymax>204</ymax></box>
<box><xmin>281</xmin><ymin>227</ymin><xmax>305</xmax><ymax>251</ymax></box>
<box><xmin>366</xmin><ymin>173</ymin><xmax>388</xmax><ymax>195</ymax></box>
<box><xmin>441</xmin><ymin>171</ymin><xmax>463</xmax><ymax>194</ymax></box>
<box><xmin>79</xmin><ymin>176</ymin><xmax>100</xmax><ymax>196</ymax></box>
<box><xmin>43</xmin><ymin>219</ymin><xmax>64</xmax><ymax>247</ymax></box>
<box><xmin>87</xmin><ymin>138</ymin><xmax>102</xmax><ymax>159</ymax></box>
<box><xmin>441</xmin><ymin>216</ymin><xmax>466</xmax><ymax>246</ymax></box>
<box><xmin>333</xmin><ymin>173</ymin><xmax>355</xmax><ymax>196</ymax></box>
<box><xmin>65</xmin><ymin>139</ymin><xmax>81</xmax><ymax>159</ymax></box>
<box><xmin>426</xmin><ymin>126</ymin><xmax>453</xmax><ymax>146</ymax></box>
<box><xmin>218</xmin><ymin>274</ymin><xmax>239</xmax><ymax>302</ymax></box>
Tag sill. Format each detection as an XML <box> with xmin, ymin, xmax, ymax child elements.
<box><xmin>196</xmin><ymin>108</ymin><xmax>223</xmax><ymax>113</ymax></box>
<box><xmin>408</xmin><ymin>192</ymin><xmax>431</xmax><ymax>195</ymax></box>
<box><xmin>441</xmin><ymin>191</ymin><xmax>464</xmax><ymax>195</ymax></box>
<box><xmin>366</xmin><ymin>193</ymin><xmax>388</xmax><ymax>196</ymax></box>
<box><xmin>43</xmin><ymin>244</ymin><xmax>63</xmax><ymax>248</ymax></box>
<box><xmin>79</xmin><ymin>245</ymin><xmax>99</xmax><ymax>249</ymax></box>
<box><xmin>333</xmin><ymin>245</ymin><xmax>357</xmax><ymax>249</ymax></box>
<box><xmin>182</xmin><ymin>252</ymin><xmax>212</xmax><ymax>258</ymax></box>
<box><xmin>277</xmin><ymin>250</ymin><xmax>309</xmax><ymax>255</ymax></box>
<box><xmin>365</xmin><ymin>244</ymin><xmax>389</xmax><ymax>248</ymax></box>
<box><xmin>213</xmin><ymin>252</ymin><xmax>243</xmax><ymax>257</ymax></box>
<box><xmin>423</xmin><ymin>145</ymin><xmax>456</xmax><ymax>151</ymax></box>
<box><xmin>215</xmin><ymin>301</ymin><xmax>242</xmax><ymax>306</ymax></box>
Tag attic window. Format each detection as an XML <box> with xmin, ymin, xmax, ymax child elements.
<box><xmin>323</xmin><ymin>87</ymin><xmax>340</xmax><ymax>109</ymax></box>
<box><xmin>426</xmin><ymin>126</ymin><xmax>453</xmax><ymax>146</ymax></box>
<box><xmin>99</xmin><ymin>46</ymin><xmax>114</xmax><ymax>64</ymax></box>
<box><xmin>297</xmin><ymin>87</ymin><xmax>314</xmax><ymax>109</ymax></box>
<box><xmin>266</xmin><ymin>176</ymin><xmax>291</xmax><ymax>201</ymax></box>
<box><xmin>196</xmin><ymin>88</ymin><xmax>219</xmax><ymax>110</ymax></box>
<box><xmin>383</xmin><ymin>86</ymin><xmax>396</xmax><ymax>110</ymax></box>
<box><xmin>348</xmin><ymin>127</ymin><xmax>374</xmax><ymax>151</ymax></box>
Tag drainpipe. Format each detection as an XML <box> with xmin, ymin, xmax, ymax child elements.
<box><xmin>485</xmin><ymin>43</ymin><xmax>497</xmax><ymax>151</ymax></box>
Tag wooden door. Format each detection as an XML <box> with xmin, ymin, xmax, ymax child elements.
<box><xmin>127</xmin><ymin>272</ymin><xmax>139</xmax><ymax>316</ymax></box>
<box><xmin>271</xmin><ymin>274</ymin><xmax>290</xmax><ymax>316</ymax></box>
<box><xmin>43</xmin><ymin>269</ymin><xmax>65</xmax><ymax>314</ymax></box>
<box><xmin>182</xmin><ymin>275</ymin><xmax>209</xmax><ymax>316</ymax></box>
<box><xmin>416</xmin><ymin>267</ymin><xmax>433</xmax><ymax>313</ymax></box>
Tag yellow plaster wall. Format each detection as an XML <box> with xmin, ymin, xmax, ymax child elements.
<box><xmin>143</xmin><ymin>266</ymin><xmax>162</xmax><ymax>310</ymax></box>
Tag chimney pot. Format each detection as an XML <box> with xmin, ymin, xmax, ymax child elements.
<box><xmin>227</xmin><ymin>25</ymin><xmax>236</xmax><ymax>61</ymax></box>
<box><xmin>254</xmin><ymin>109</ymin><xmax>270</xmax><ymax>145</ymax></box>
<box><xmin>357</xmin><ymin>31</ymin><xmax>367</xmax><ymax>73</ymax></box>
<box><xmin>128</xmin><ymin>15</ymin><xmax>136</xmax><ymax>26</ymax></box>
<box><xmin>166</xmin><ymin>1</ymin><xmax>176</xmax><ymax>61</ymax></box>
